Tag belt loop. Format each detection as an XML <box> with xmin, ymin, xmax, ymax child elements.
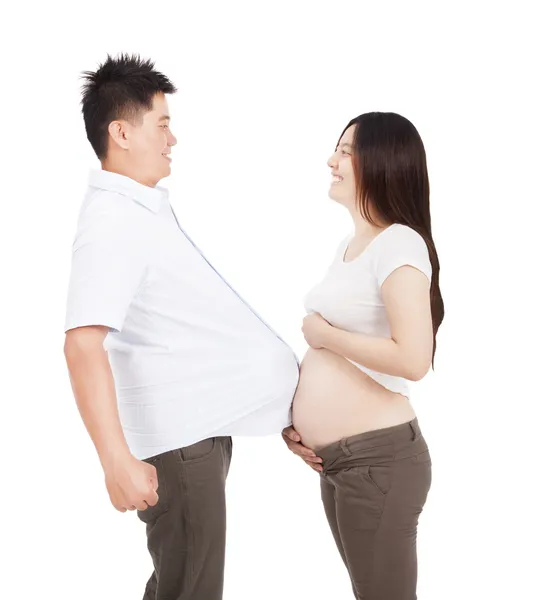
<box><xmin>409</xmin><ymin>420</ymin><xmax>419</xmax><ymax>441</ymax></box>
<box><xmin>340</xmin><ymin>438</ymin><xmax>351</xmax><ymax>457</ymax></box>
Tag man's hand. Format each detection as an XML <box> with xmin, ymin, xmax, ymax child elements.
<box><xmin>301</xmin><ymin>313</ymin><xmax>332</xmax><ymax>349</ymax></box>
<box><xmin>282</xmin><ymin>426</ymin><xmax>323</xmax><ymax>473</ymax></box>
<box><xmin>103</xmin><ymin>454</ymin><xmax>160</xmax><ymax>513</ymax></box>
<box><xmin>65</xmin><ymin>326</ymin><xmax>160</xmax><ymax>513</ymax></box>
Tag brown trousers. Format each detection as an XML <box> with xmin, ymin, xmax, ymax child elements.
<box><xmin>137</xmin><ymin>436</ymin><xmax>232</xmax><ymax>600</ymax></box>
<box><xmin>317</xmin><ymin>419</ymin><xmax>432</xmax><ymax>600</ymax></box>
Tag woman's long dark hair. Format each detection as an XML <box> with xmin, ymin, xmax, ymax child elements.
<box><xmin>340</xmin><ymin>112</ymin><xmax>444</xmax><ymax>364</ymax></box>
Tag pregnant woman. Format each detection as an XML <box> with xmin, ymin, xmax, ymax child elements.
<box><xmin>283</xmin><ymin>112</ymin><xmax>444</xmax><ymax>600</ymax></box>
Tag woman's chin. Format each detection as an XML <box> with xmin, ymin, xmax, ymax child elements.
<box><xmin>328</xmin><ymin>187</ymin><xmax>346</xmax><ymax>205</ymax></box>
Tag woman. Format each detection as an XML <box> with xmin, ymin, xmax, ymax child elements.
<box><xmin>283</xmin><ymin>112</ymin><xmax>444</xmax><ymax>599</ymax></box>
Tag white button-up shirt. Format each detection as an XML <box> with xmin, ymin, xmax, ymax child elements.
<box><xmin>65</xmin><ymin>170</ymin><xmax>299</xmax><ymax>459</ymax></box>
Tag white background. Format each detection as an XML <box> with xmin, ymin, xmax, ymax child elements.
<box><xmin>1</xmin><ymin>1</ymin><xmax>531</xmax><ymax>598</ymax></box>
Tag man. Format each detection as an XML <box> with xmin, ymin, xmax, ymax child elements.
<box><xmin>64</xmin><ymin>53</ymin><xmax>299</xmax><ymax>600</ymax></box>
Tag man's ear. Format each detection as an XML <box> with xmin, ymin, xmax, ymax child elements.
<box><xmin>108</xmin><ymin>120</ymin><xmax>130</xmax><ymax>151</ymax></box>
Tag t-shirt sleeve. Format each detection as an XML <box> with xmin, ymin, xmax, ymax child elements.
<box><xmin>375</xmin><ymin>226</ymin><xmax>432</xmax><ymax>287</ymax></box>
<box><xmin>64</xmin><ymin>211</ymin><xmax>150</xmax><ymax>333</ymax></box>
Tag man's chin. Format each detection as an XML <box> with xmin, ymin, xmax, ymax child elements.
<box><xmin>159</xmin><ymin>166</ymin><xmax>171</xmax><ymax>180</ymax></box>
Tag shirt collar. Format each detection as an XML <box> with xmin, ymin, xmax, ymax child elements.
<box><xmin>88</xmin><ymin>169</ymin><xmax>168</xmax><ymax>213</ymax></box>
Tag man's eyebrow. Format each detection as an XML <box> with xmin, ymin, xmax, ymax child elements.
<box><xmin>158</xmin><ymin>115</ymin><xmax>171</xmax><ymax>121</ymax></box>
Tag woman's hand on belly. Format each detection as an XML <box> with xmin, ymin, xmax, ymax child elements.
<box><xmin>301</xmin><ymin>312</ymin><xmax>332</xmax><ymax>349</ymax></box>
<box><xmin>291</xmin><ymin>348</ymin><xmax>416</xmax><ymax>449</ymax></box>
<box><xmin>281</xmin><ymin>426</ymin><xmax>323</xmax><ymax>473</ymax></box>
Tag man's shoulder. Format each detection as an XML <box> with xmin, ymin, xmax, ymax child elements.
<box><xmin>80</xmin><ymin>184</ymin><xmax>158</xmax><ymax>228</ymax></box>
<box><xmin>74</xmin><ymin>187</ymin><xmax>152</xmax><ymax>245</ymax></box>
<box><xmin>82</xmin><ymin>187</ymin><xmax>146</xmax><ymax>221</ymax></box>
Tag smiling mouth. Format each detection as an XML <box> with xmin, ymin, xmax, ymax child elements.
<box><xmin>331</xmin><ymin>175</ymin><xmax>343</xmax><ymax>183</ymax></box>
<box><xmin>162</xmin><ymin>154</ymin><xmax>172</xmax><ymax>162</ymax></box>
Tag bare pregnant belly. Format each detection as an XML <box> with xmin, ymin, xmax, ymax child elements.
<box><xmin>291</xmin><ymin>348</ymin><xmax>416</xmax><ymax>450</ymax></box>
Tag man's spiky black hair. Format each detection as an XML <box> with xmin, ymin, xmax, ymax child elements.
<box><xmin>80</xmin><ymin>53</ymin><xmax>177</xmax><ymax>159</ymax></box>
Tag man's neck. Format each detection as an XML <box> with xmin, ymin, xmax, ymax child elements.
<box><xmin>100</xmin><ymin>159</ymin><xmax>156</xmax><ymax>188</ymax></box>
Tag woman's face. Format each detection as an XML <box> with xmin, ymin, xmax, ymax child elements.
<box><xmin>327</xmin><ymin>124</ymin><xmax>357</xmax><ymax>208</ymax></box>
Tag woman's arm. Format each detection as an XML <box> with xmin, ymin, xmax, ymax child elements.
<box><xmin>303</xmin><ymin>265</ymin><xmax>433</xmax><ymax>381</ymax></box>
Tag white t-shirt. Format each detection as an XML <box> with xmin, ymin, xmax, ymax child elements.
<box><xmin>65</xmin><ymin>170</ymin><xmax>299</xmax><ymax>459</ymax></box>
<box><xmin>303</xmin><ymin>223</ymin><xmax>432</xmax><ymax>398</ymax></box>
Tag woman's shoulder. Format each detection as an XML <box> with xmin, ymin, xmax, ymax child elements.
<box><xmin>378</xmin><ymin>223</ymin><xmax>428</xmax><ymax>251</ymax></box>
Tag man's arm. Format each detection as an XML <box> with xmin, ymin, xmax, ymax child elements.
<box><xmin>64</xmin><ymin>325</ymin><xmax>159</xmax><ymax>512</ymax></box>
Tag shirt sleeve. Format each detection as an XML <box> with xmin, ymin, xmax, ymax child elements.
<box><xmin>64</xmin><ymin>208</ymin><xmax>150</xmax><ymax>333</ymax></box>
<box><xmin>374</xmin><ymin>226</ymin><xmax>432</xmax><ymax>287</ymax></box>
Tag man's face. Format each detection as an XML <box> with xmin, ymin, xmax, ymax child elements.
<box><xmin>126</xmin><ymin>92</ymin><xmax>177</xmax><ymax>186</ymax></box>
